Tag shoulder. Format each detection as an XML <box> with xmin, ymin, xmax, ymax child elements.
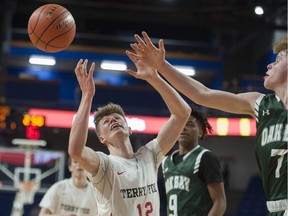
<box><xmin>162</xmin><ymin>150</ymin><xmax>176</xmax><ymax>165</ymax></box>
<box><xmin>138</xmin><ymin>139</ymin><xmax>165</xmax><ymax>165</ymax></box>
<box><xmin>138</xmin><ymin>139</ymin><xmax>161</xmax><ymax>155</ymax></box>
<box><xmin>49</xmin><ymin>179</ymin><xmax>68</xmax><ymax>188</ymax></box>
<box><xmin>202</xmin><ymin>150</ymin><xmax>220</xmax><ymax>161</ymax></box>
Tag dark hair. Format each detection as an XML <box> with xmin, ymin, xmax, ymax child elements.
<box><xmin>93</xmin><ymin>102</ymin><xmax>126</xmax><ymax>136</ymax></box>
<box><xmin>190</xmin><ymin>106</ymin><xmax>213</xmax><ymax>140</ymax></box>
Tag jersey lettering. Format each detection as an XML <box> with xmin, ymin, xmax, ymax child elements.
<box><xmin>137</xmin><ymin>202</ymin><xmax>153</xmax><ymax>216</ymax></box>
<box><xmin>168</xmin><ymin>194</ymin><xmax>178</xmax><ymax>216</ymax></box>
<box><xmin>271</xmin><ymin>149</ymin><xmax>288</xmax><ymax>178</ymax></box>
<box><xmin>283</xmin><ymin>124</ymin><xmax>288</xmax><ymax>142</ymax></box>
<box><xmin>165</xmin><ymin>175</ymin><xmax>190</xmax><ymax>194</ymax></box>
<box><xmin>120</xmin><ymin>183</ymin><xmax>157</xmax><ymax>198</ymax></box>
<box><xmin>261</xmin><ymin>123</ymin><xmax>287</xmax><ymax>146</ymax></box>
<box><xmin>60</xmin><ymin>203</ymin><xmax>90</xmax><ymax>214</ymax></box>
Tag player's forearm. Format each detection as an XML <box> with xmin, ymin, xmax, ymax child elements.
<box><xmin>157</xmin><ymin>60</ymin><xmax>210</xmax><ymax>104</ymax></box>
<box><xmin>68</xmin><ymin>95</ymin><xmax>93</xmax><ymax>158</ymax></box>
<box><xmin>208</xmin><ymin>199</ymin><xmax>227</xmax><ymax>216</ymax></box>
<box><xmin>148</xmin><ymin>73</ymin><xmax>190</xmax><ymax>119</ymax></box>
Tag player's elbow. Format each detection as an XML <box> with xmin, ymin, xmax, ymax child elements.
<box><xmin>217</xmin><ymin>196</ymin><xmax>227</xmax><ymax>215</ymax></box>
<box><xmin>181</xmin><ymin>104</ymin><xmax>191</xmax><ymax>121</ymax></box>
<box><xmin>68</xmin><ymin>141</ymin><xmax>81</xmax><ymax>159</ymax></box>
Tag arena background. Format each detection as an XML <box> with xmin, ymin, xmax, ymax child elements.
<box><xmin>0</xmin><ymin>0</ymin><xmax>286</xmax><ymax>215</ymax></box>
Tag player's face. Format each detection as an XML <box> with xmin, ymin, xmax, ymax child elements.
<box><xmin>178</xmin><ymin>116</ymin><xmax>202</xmax><ymax>147</ymax></box>
<box><xmin>69</xmin><ymin>159</ymin><xmax>86</xmax><ymax>177</ymax></box>
<box><xmin>264</xmin><ymin>50</ymin><xmax>287</xmax><ymax>91</ymax></box>
<box><xmin>98</xmin><ymin>113</ymin><xmax>130</xmax><ymax>143</ymax></box>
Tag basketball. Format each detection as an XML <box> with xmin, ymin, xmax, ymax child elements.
<box><xmin>27</xmin><ymin>4</ymin><xmax>76</xmax><ymax>52</ymax></box>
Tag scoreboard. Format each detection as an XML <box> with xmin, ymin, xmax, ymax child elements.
<box><xmin>22</xmin><ymin>113</ymin><xmax>45</xmax><ymax>139</ymax></box>
<box><xmin>0</xmin><ymin>105</ymin><xmax>45</xmax><ymax>140</ymax></box>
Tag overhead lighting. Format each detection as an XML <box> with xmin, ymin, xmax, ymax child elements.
<box><xmin>100</xmin><ymin>60</ymin><xmax>127</xmax><ymax>71</ymax></box>
<box><xmin>175</xmin><ymin>65</ymin><xmax>195</xmax><ymax>76</ymax></box>
<box><xmin>254</xmin><ymin>6</ymin><xmax>264</xmax><ymax>15</ymax></box>
<box><xmin>29</xmin><ymin>55</ymin><xmax>56</xmax><ymax>66</ymax></box>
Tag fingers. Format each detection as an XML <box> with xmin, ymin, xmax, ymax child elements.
<box><xmin>75</xmin><ymin>59</ymin><xmax>95</xmax><ymax>77</ymax></box>
<box><xmin>130</xmin><ymin>43</ymin><xmax>142</xmax><ymax>54</ymax></box>
<box><xmin>134</xmin><ymin>34</ymin><xmax>146</xmax><ymax>50</ymax></box>
<box><xmin>126</xmin><ymin>50</ymin><xmax>139</xmax><ymax>63</ymax></box>
<box><xmin>82</xmin><ymin>59</ymin><xmax>88</xmax><ymax>74</ymax></box>
<box><xmin>75</xmin><ymin>59</ymin><xmax>83</xmax><ymax>74</ymax></box>
<box><xmin>126</xmin><ymin>69</ymin><xmax>137</xmax><ymax>78</ymax></box>
<box><xmin>89</xmin><ymin>62</ymin><xmax>95</xmax><ymax>77</ymax></box>
<box><xmin>158</xmin><ymin>39</ymin><xmax>165</xmax><ymax>52</ymax></box>
<box><xmin>142</xmin><ymin>31</ymin><xmax>153</xmax><ymax>47</ymax></box>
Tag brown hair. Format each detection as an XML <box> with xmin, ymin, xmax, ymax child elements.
<box><xmin>93</xmin><ymin>102</ymin><xmax>126</xmax><ymax>136</ymax></box>
<box><xmin>273</xmin><ymin>37</ymin><xmax>288</xmax><ymax>54</ymax></box>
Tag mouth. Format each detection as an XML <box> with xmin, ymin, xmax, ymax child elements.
<box><xmin>110</xmin><ymin>123</ymin><xmax>122</xmax><ymax>130</ymax></box>
<box><xmin>180</xmin><ymin>133</ymin><xmax>188</xmax><ymax>136</ymax></box>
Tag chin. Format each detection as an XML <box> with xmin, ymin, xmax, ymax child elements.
<box><xmin>263</xmin><ymin>80</ymin><xmax>270</xmax><ymax>90</ymax></box>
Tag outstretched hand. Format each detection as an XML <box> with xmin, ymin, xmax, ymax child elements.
<box><xmin>126</xmin><ymin>31</ymin><xmax>166</xmax><ymax>70</ymax></box>
<box><xmin>126</xmin><ymin>43</ymin><xmax>158</xmax><ymax>81</ymax></box>
<box><xmin>74</xmin><ymin>59</ymin><xmax>96</xmax><ymax>97</ymax></box>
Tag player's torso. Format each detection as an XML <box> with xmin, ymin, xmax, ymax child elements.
<box><xmin>255</xmin><ymin>94</ymin><xmax>287</xmax><ymax>200</ymax></box>
<box><xmin>56</xmin><ymin>179</ymin><xmax>97</xmax><ymax>216</ymax></box>
<box><xmin>162</xmin><ymin>147</ymin><xmax>212</xmax><ymax>216</ymax></box>
<box><xmin>105</xmin><ymin>151</ymin><xmax>160</xmax><ymax>216</ymax></box>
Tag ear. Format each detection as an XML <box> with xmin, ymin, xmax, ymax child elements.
<box><xmin>128</xmin><ymin>127</ymin><xmax>132</xmax><ymax>135</ymax></box>
<box><xmin>198</xmin><ymin>129</ymin><xmax>204</xmax><ymax>139</ymax></box>
<box><xmin>68</xmin><ymin>165</ymin><xmax>73</xmax><ymax>172</ymax></box>
<box><xmin>99</xmin><ymin>135</ymin><xmax>106</xmax><ymax>144</ymax></box>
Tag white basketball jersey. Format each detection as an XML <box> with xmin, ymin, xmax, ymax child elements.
<box><xmin>39</xmin><ymin>178</ymin><xmax>98</xmax><ymax>216</ymax></box>
<box><xmin>87</xmin><ymin>139</ymin><xmax>164</xmax><ymax>216</ymax></box>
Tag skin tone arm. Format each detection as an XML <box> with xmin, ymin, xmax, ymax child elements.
<box><xmin>127</xmin><ymin>31</ymin><xmax>262</xmax><ymax>118</ymax></box>
<box><xmin>207</xmin><ymin>183</ymin><xmax>227</xmax><ymax>216</ymax></box>
<box><xmin>68</xmin><ymin>59</ymin><xmax>100</xmax><ymax>176</ymax></box>
<box><xmin>126</xmin><ymin>49</ymin><xmax>191</xmax><ymax>155</ymax></box>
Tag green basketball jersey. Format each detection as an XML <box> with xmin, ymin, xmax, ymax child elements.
<box><xmin>162</xmin><ymin>146</ymin><xmax>222</xmax><ymax>216</ymax></box>
<box><xmin>254</xmin><ymin>94</ymin><xmax>287</xmax><ymax>201</ymax></box>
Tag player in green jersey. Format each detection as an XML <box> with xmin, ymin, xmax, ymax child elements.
<box><xmin>162</xmin><ymin>107</ymin><xmax>226</xmax><ymax>215</ymax></box>
<box><xmin>126</xmin><ymin>33</ymin><xmax>287</xmax><ymax>215</ymax></box>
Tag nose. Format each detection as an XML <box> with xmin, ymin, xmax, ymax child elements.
<box><xmin>183</xmin><ymin>125</ymin><xmax>188</xmax><ymax>131</ymax></box>
<box><xmin>109</xmin><ymin>116</ymin><xmax>117</xmax><ymax>123</ymax></box>
<box><xmin>267</xmin><ymin>63</ymin><xmax>273</xmax><ymax>70</ymax></box>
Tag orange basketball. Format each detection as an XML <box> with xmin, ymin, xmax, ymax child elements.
<box><xmin>28</xmin><ymin>4</ymin><xmax>76</xmax><ymax>52</ymax></box>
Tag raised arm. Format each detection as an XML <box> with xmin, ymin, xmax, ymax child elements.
<box><xmin>68</xmin><ymin>59</ymin><xmax>100</xmax><ymax>176</ymax></box>
<box><xmin>126</xmin><ymin>49</ymin><xmax>191</xmax><ymax>155</ymax></box>
<box><xmin>128</xmin><ymin>31</ymin><xmax>262</xmax><ymax>118</ymax></box>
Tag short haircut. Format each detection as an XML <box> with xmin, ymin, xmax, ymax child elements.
<box><xmin>93</xmin><ymin>102</ymin><xmax>126</xmax><ymax>136</ymax></box>
<box><xmin>190</xmin><ymin>106</ymin><xmax>213</xmax><ymax>140</ymax></box>
<box><xmin>273</xmin><ymin>37</ymin><xmax>287</xmax><ymax>54</ymax></box>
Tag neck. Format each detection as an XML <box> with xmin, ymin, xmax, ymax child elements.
<box><xmin>275</xmin><ymin>85</ymin><xmax>288</xmax><ymax>109</ymax></box>
<box><xmin>178</xmin><ymin>143</ymin><xmax>198</xmax><ymax>155</ymax></box>
<box><xmin>72</xmin><ymin>176</ymin><xmax>87</xmax><ymax>188</ymax></box>
<box><xmin>108</xmin><ymin>139</ymin><xmax>134</xmax><ymax>159</ymax></box>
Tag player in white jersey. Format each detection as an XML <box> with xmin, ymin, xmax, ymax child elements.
<box><xmin>39</xmin><ymin>158</ymin><xmax>98</xmax><ymax>216</ymax></box>
<box><xmin>68</xmin><ymin>58</ymin><xmax>190</xmax><ymax>216</ymax></box>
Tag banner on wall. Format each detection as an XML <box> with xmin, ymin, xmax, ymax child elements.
<box><xmin>29</xmin><ymin>108</ymin><xmax>256</xmax><ymax>136</ymax></box>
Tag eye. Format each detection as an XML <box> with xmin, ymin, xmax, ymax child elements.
<box><xmin>186</xmin><ymin>123</ymin><xmax>194</xmax><ymax>128</ymax></box>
